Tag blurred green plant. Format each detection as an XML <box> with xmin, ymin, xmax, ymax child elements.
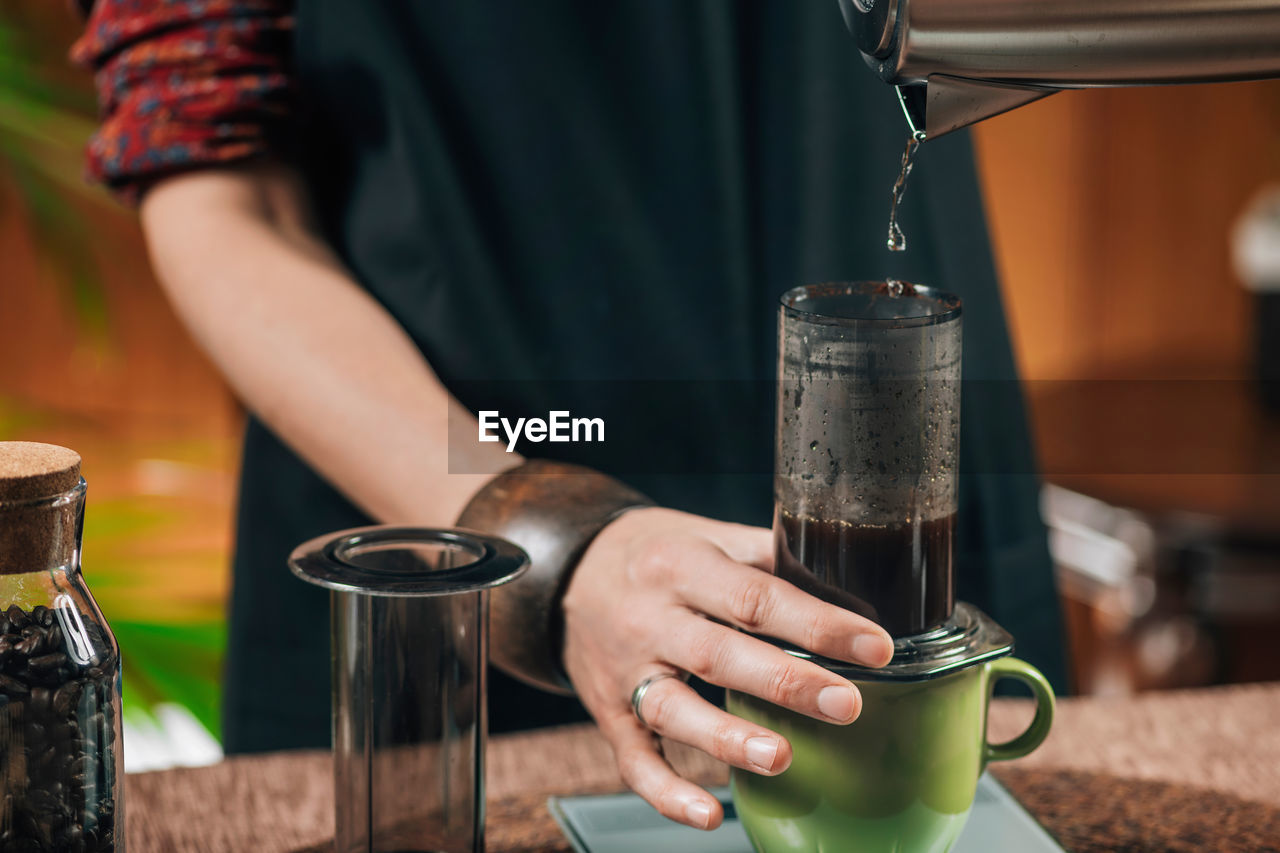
<box><xmin>0</xmin><ymin>402</ymin><xmax>232</xmax><ymax>741</ymax></box>
<box><xmin>0</xmin><ymin>7</ymin><xmax>230</xmax><ymax>745</ymax></box>
<box><xmin>0</xmin><ymin>7</ymin><xmax>113</xmax><ymax>342</ymax></box>
<box><xmin>75</xmin><ymin>456</ymin><xmax>229</xmax><ymax>741</ymax></box>
<box><xmin>81</xmin><ymin>477</ymin><xmax>230</xmax><ymax>740</ymax></box>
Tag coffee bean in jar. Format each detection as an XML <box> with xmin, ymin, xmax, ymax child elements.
<box><xmin>0</xmin><ymin>443</ymin><xmax>123</xmax><ymax>853</ymax></box>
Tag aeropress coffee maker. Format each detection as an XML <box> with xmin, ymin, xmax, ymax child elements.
<box><xmin>291</xmin><ymin>527</ymin><xmax>528</xmax><ymax>853</ymax></box>
<box><xmin>728</xmin><ymin>282</ymin><xmax>1055</xmax><ymax>853</ymax></box>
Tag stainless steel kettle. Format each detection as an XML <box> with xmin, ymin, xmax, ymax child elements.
<box><xmin>838</xmin><ymin>0</ymin><xmax>1280</xmax><ymax>140</ymax></box>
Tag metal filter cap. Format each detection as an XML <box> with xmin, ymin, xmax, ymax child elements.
<box><xmin>780</xmin><ymin>601</ymin><xmax>1015</xmax><ymax>682</ymax></box>
<box><xmin>289</xmin><ymin>526</ymin><xmax>528</xmax><ymax>597</ymax></box>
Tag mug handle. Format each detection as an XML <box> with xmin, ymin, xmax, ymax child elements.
<box><xmin>983</xmin><ymin>656</ymin><xmax>1055</xmax><ymax>764</ymax></box>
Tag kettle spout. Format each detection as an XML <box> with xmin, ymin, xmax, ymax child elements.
<box><xmin>900</xmin><ymin>76</ymin><xmax>1057</xmax><ymax>141</ymax></box>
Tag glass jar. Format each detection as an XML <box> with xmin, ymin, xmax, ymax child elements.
<box><xmin>0</xmin><ymin>442</ymin><xmax>123</xmax><ymax>853</ymax></box>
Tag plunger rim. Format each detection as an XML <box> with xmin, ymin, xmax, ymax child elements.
<box><xmin>781</xmin><ymin>281</ymin><xmax>963</xmax><ymax>329</ymax></box>
<box><xmin>289</xmin><ymin>525</ymin><xmax>529</xmax><ymax>597</ymax></box>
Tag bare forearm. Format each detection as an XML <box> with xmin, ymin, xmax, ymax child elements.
<box><xmin>139</xmin><ymin>162</ymin><xmax>514</xmax><ymax>526</ymax></box>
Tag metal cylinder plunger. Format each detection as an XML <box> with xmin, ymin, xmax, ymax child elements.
<box><xmin>291</xmin><ymin>527</ymin><xmax>528</xmax><ymax>853</ymax></box>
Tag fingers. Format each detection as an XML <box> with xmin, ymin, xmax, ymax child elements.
<box><xmin>634</xmin><ymin>671</ymin><xmax>792</xmax><ymax>776</ymax></box>
<box><xmin>672</xmin><ymin>540</ymin><xmax>894</xmax><ymax>668</ymax></box>
<box><xmin>599</xmin><ymin>708</ymin><xmax>724</xmax><ymax>831</ymax></box>
<box><xmin>699</xmin><ymin>522</ymin><xmax>774</xmax><ymax>571</ymax></box>
<box><xmin>659</xmin><ymin>617</ymin><xmax>866</xmax><ymax>724</ymax></box>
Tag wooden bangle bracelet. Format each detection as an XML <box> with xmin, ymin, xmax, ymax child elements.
<box><xmin>456</xmin><ymin>459</ymin><xmax>654</xmax><ymax>695</ymax></box>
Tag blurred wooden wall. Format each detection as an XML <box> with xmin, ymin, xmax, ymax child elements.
<box><xmin>976</xmin><ymin>81</ymin><xmax>1280</xmax><ymax>381</ymax></box>
<box><xmin>0</xmin><ymin>185</ymin><xmax>238</xmax><ymax>438</ymax></box>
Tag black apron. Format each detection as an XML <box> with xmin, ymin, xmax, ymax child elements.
<box><xmin>221</xmin><ymin>0</ymin><xmax>1066</xmax><ymax>753</ymax></box>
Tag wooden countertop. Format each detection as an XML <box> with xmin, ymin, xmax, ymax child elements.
<box><xmin>124</xmin><ymin>682</ymin><xmax>1280</xmax><ymax>852</ymax></box>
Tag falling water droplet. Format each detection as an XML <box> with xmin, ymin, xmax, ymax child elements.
<box><xmin>886</xmin><ymin>131</ymin><xmax>925</xmax><ymax>253</ymax></box>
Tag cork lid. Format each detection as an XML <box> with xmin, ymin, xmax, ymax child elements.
<box><xmin>0</xmin><ymin>442</ymin><xmax>83</xmax><ymax>502</ymax></box>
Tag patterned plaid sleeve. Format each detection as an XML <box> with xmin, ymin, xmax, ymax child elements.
<box><xmin>70</xmin><ymin>0</ymin><xmax>294</xmax><ymax>202</ymax></box>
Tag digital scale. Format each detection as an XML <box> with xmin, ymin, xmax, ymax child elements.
<box><xmin>549</xmin><ymin>774</ymin><xmax>1065</xmax><ymax>853</ymax></box>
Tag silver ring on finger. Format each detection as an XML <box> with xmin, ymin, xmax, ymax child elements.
<box><xmin>630</xmin><ymin>671</ymin><xmax>683</xmax><ymax>729</ymax></box>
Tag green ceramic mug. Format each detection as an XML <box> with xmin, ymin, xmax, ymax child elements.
<box><xmin>727</xmin><ymin>656</ymin><xmax>1055</xmax><ymax>853</ymax></box>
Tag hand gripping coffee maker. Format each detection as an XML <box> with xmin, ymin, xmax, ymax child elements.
<box><xmin>723</xmin><ymin>8</ymin><xmax>1280</xmax><ymax>851</ymax></box>
<box><xmin>837</xmin><ymin>0</ymin><xmax>1280</xmax><ymax>140</ymax></box>
<box><xmin>728</xmin><ymin>283</ymin><xmax>1056</xmax><ymax>853</ymax></box>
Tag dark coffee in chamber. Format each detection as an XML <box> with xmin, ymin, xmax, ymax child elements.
<box><xmin>777</xmin><ymin>511</ymin><xmax>955</xmax><ymax>638</ymax></box>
